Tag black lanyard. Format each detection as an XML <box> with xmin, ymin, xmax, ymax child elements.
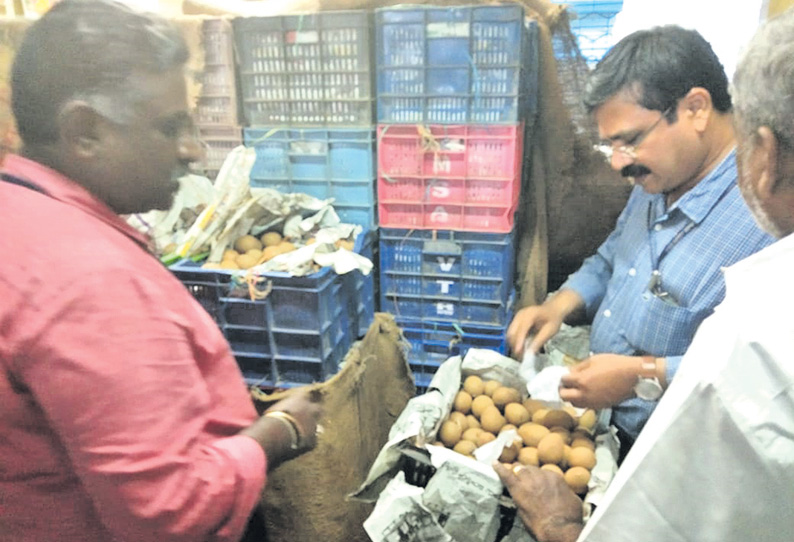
<box><xmin>647</xmin><ymin>201</ymin><xmax>696</xmax><ymax>271</ymax></box>
<box><xmin>0</xmin><ymin>173</ymin><xmax>49</xmax><ymax>196</ymax></box>
<box><xmin>646</xmin><ymin>201</ymin><xmax>696</xmax><ymax>305</ymax></box>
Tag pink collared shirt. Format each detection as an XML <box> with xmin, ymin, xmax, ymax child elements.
<box><xmin>0</xmin><ymin>155</ymin><xmax>266</xmax><ymax>542</ymax></box>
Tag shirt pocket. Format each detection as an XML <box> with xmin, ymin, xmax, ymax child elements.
<box><xmin>624</xmin><ymin>294</ymin><xmax>709</xmax><ymax>356</ymax></box>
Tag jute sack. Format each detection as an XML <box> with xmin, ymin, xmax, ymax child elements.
<box><xmin>251</xmin><ymin>313</ymin><xmax>414</xmax><ymax>542</ymax></box>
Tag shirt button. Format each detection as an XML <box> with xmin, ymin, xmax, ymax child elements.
<box><xmin>603</xmin><ymin>309</ymin><xmax>612</xmax><ymax>318</ymax></box>
<box><xmin>654</xmin><ymin>224</ymin><xmax>663</xmax><ymax>231</ymax></box>
<box><xmin>628</xmin><ymin>268</ymin><xmax>636</xmax><ymax>276</ymax></box>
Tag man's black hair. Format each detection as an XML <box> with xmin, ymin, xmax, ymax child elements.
<box><xmin>11</xmin><ymin>0</ymin><xmax>189</xmax><ymax>146</ymax></box>
<box><xmin>583</xmin><ymin>25</ymin><xmax>731</xmax><ymax>118</ymax></box>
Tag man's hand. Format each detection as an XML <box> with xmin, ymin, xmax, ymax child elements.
<box><xmin>241</xmin><ymin>388</ymin><xmax>324</xmax><ymax>469</ymax></box>
<box><xmin>494</xmin><ymin>462</ymin><xmax>583</xmax><ymax>542</ymax></box>
<box><xmin>507</xmin><ymin>304</ymin><xmax>564</xmax><ymax>357</ymax></box>
<box><xmin>267</xmin><ymin>389</ymin><xmax>324</xmax><ymax>451</ymax></box>
<box><xmin>507</xmin><ymin>290</ymin><xmax>586</xmax><ymax>357</ymax></box>
<box><xmin>559</xmin><ymin>354</ymin><xmax>644</xmax><ymax>409</ymax></box>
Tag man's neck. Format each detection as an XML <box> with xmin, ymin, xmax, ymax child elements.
<box><xmin>666</xmin><ymin>115</ymin><xmax>736</xmax><ymax>207</ymax></box>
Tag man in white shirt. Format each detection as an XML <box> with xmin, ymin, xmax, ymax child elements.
<box><xmin>494</xmin><ymin>9</ymin><xmax>794</xmax><ymax>542</ymax></box>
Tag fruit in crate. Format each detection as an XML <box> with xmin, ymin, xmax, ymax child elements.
<box><xmin>260</xmin><ymin>231</ymin><xmax>282</xmax><ymax>247</ymax></box>
<box><xmin>435</xmin><ymin>377</ymin><xmax>599</xmax><ymax>495</ymax></box>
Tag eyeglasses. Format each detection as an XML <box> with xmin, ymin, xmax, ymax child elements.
<box><xmin>595</xmin><ymin>105</ymin><xmax>673</xmax><ymax>160</ymax></box>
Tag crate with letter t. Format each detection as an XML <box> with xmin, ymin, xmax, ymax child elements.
<box><xmin>379</xmin><ymin>228</ymin><xmax>515</xmax><ymax>326</ymax></box>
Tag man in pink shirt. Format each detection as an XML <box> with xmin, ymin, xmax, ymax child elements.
<box><xmin>0</xmin><ymin>1</ymin><xmax>322</xmax><ymax>541</ymax></box>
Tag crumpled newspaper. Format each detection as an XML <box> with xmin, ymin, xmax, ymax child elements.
<box><xmin>352</xmin><ymin>348</ymin><xmax>619</xmax><ymax>542</ymax></box>
<box><xmin>126</xmin><ymin>173</ymin><xmax>217</xmax><ymax>254</ymax></box>
<box><xmin>250</xmin><ymin>224</ymin><xmax>372</xmax><ymax>278</ymax></box>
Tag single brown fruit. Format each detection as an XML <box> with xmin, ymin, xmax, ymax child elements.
<box><xmin>578</xmin><ymin>409</ymin><xmax>598</xmax><ymax>431</ymax></box>
<box><xmin>260</xmin><ymin>231</ymin><xmax>283</xmax><ymax>247</ymax></box>
<box><xmin>276</xmin><ymin>241</ymin><xmax>296</xmax><ymax>254</ymax></box>
<box><xmin>261</xmin><ymin>245</ymin><xmax>281</xmax><ymax>262</ymax></box>
<box><xmin>471</xmin><ymin>395</ymin><xmax>495</xmax><ymax>418</ymax></box>
<box><xmin>476</xmin><ymin>431</ymin><xmax>497</xmax><ymax>447</ymax></box>
<box><xmin>504</xmin><ymin>403</ymin><xmax>531</xmax><ymax>426</ymax></box>
<box><xmin>235</xmin><ymin>252</ymin><xmax>259</xmax><ymax>270</ymax></box>
<box><xmin>542</xmin><ymin>409</ymin><xmax>576</xmax><ymax>431</ymax></box>
<box><xmin>245</xmin><ymin>248</ymin><xmax>263</xmax><ymax>261</ymax></box>
<box><xmin>549</xmin><ymin>426</ymin><xmax>572</xmax><ymax>445</ymax></box>
<box><xmin>453</xmin><ymin>440</ymin><xmax>477</xmax><ymax>456</ymax></box>
<box><xmin>498</xmin><ymin>442</ymin><xmax>520</xmax><ymax>463</ymax></box>
<box><xmin>518</xmin><ymin>446</ymin><xmax>540</xmax><ymax>466</ymax></box>
<box><xmin>448</xmin><ymin>411</ymin><xmax>469</xmax><ymax>431</ymax></box>
<box><xmin>483</xmin><ymin>380</ymin><xmax>502</xmax><ymax>397</ymax></box>
<box><xmin>537</xmin><ymin>433</ymin><xmax>566</xmax><ymax>465</ymax></box>
<box><xmin>492</xmin><ymin>386</ymin><xmax>521</xmax><ymax>409</ymax></box>
<box><xmin>462</xmin><ymin>427</ymin><xmax>484</xmax><ymax>443</ymax></box>
<box><xmin>522</xmin><ymin>398</ymin><xmax>547</xmax><ymax>416</ymax></box>
<box><xmin>439</xmin><ymin>420</ymin><xmax>462</xmax><ymax>447</ymax></box>
<box><xmin>480</xmin><ymin>406</ymin><xmax>506</xmax><ymax>434</ymax></box>
<box><xmin>222</xmin><ymin>249</ymin><xmax>239</xmax><ymax>261</ymax></box>
<box><xmin>540</xmin><ymin>463</ymin><xmax>564</xmax><ymax>476</ymax></box>
<box><xmin>564</xmin><ymin>466</ymin><xmax>591</xmax><ymax>494</ymax></box>
<box><xmin>499</xmin><ymin>423</ymin><xmax>518</xmax><ymax>434</ymax></box>
<box><xmin>462</xmin><ymin>375</ymin><xmax>485</xmax><ymax>397</ymax></box>
<box><xmin>568</xmin><ymin>447</ymin><xmax>597</xmax><ymax>470</ymax></box>
<box><xmin>454</xmin><ymin>390</ymin><xmax>473</xmax><ymax>414</ymax></box>
<box><xmin>570</xmin><ymin>436</ymin><xmax>596</xmax><ymax>451</ymax></box>
<box><xmin>517</xmin><ymin>422</ymin><xmax>550</xmax><ymax>447</ymax></box>
<box><xmin>234</xmin><ymin>234</ymin><xmax>262</xmax><ymax>253</ymax></box>
<box><xmin>532</xmin><ymin>408</ymin><xmax>549</xmax><ymax>425</ymax></box>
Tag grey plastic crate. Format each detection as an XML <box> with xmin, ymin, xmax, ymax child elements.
<box><xmin>234</xmin><ymin>10</ymin><xmax>375</xmax><ymax>126</ymax></box>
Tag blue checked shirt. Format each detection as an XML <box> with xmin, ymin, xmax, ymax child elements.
<box><xmin>562</xmin><ymin>150</ymin><xmax>775</xmax><ymax>439</ymax></box>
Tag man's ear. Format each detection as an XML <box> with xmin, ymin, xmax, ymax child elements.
<box><xmin>682</xmin><ymin>87</ymin><xmax>712</xmax><ymax>132</ymax></box>
<box><xmin>752</xmin><ymin>126</ymin><xmax>781</xmax><ymax>201</ymax></box>
<box><xmin>57</xmin><ymin>101</ymin><xmax>105</xmax><ymax>159</ymax></box>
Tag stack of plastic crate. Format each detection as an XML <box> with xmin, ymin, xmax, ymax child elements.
<box><xmin>374</xmin><ymin>3</ymin><xmax>539</xmax><ymax>392</ymax></box>
<box><xmin>178</xmin><ymin>11</ymin><xmax>378</xmax><ymax>388</ymax></box>
<box><xmin>192</xmin><ymin>18</ymin><xmax>243</xmax><ymax>181</ymax></box>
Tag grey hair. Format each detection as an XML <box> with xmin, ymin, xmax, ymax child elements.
<box><xmin>731</xmin><ymin>9</ymin><xmax>794</xmax><ymax>149</ymax></box>
<box><xmin>11</xmin><ymin>0</ymin><xmax>189</xmax><ymax>145</ymax></box>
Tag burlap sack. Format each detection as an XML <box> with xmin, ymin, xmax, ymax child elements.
<box><xmin>250</xmin><ymin>312</ymin><xmax>414</xmax><ymax>542</ymax></box>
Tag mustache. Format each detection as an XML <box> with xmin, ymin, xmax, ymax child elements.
<box><xmin>621</xmin><ymin>164</ymin><xmax>652</xmax><ymax>178</ymax></box>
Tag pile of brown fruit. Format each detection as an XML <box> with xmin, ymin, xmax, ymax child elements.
<box><xmin>202</xmin><ymin>231</ymin><xmax>357</xmax><ymax>271</ymax></box>
<box><xmin>435</xmin><ymin>375</ymin><xmax>598</xmax><ymax>495</ymax></box>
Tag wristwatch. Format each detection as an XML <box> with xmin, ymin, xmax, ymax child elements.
<box><xmin>634</xmin><ymin>356</ymin><xmax>663</xmax><ymax>401</ymax></box>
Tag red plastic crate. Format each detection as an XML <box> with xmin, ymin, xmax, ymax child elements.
<box><xmin>377</xmin><ymin>124</ymin><xmax>523</xmax><ymax>232</ymax></box>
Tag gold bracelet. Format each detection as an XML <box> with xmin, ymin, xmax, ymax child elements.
<box><xmin>265</xmin><ymin>411</ymin><xmax>301</xmax><ymax>450</ymax></box>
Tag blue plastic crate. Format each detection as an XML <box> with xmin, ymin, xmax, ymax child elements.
<box><xmin>341</xmin><ymin>229</ymin><xmax>378</xmax><ymax>339</ymax></box>
<box><xmin>375</xmin><ymin>4</ymin><xmax>537</xmax><ymax>124</ymax></box>
<box><xmin>244</xmin><ymin>127</ymin><xmax>377</xmax><ymax>228</ymax></box>
<box><xmin>552</xmin><ymin>0</ymin><xmax>623</xmax><ymax>67</ymax></box>
<box><xmin>170</xmin><ymin>229</ymin><xmax>372</xmax><ymax>386</ymax></box>
<box><xmin>399</xmin><ymin>317</ymin><xmax>510</xmax><ymax>395</ymax></box>
<box><xmin>234</xmin><ymin>334</ymin><xmax>350</xmax><ymax>389</ymax></box>
<box><xmin>233</xmin><ymin>11</ymin><xmax>375</xmax><ymax>126</ymax></box>
<box><xmin>379</xmin><ymin>228</ymin><xmax>515</xmax><ymax>325</ymax></box>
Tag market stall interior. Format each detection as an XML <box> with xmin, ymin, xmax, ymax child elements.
<box><xmin>1</xmin><ymin>0</ymin><xmax>782</xmax><ymax>541</ymax></box>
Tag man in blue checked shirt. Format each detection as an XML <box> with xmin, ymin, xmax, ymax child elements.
<box><xmin>507</xmin><ymin>25</ymin><xmax>774</xmax><ymax>457</ymax></box>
